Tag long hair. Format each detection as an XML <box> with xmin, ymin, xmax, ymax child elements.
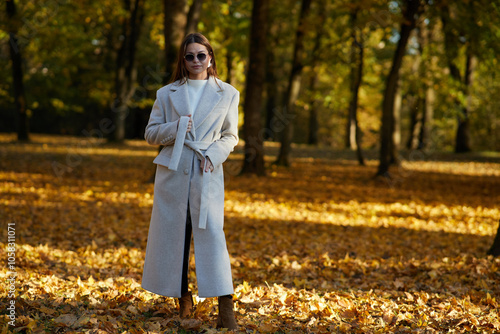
<box><xmin>170</xmin><ymin>33</ymin><xmax>219</xmax><ymax>85</ymax></box>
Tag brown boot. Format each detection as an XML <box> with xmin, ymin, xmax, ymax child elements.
<box><xmin>178</xmin><ymin>291</ymin><xmax>193</xmax><ymax>318</ymax></box>
<box><xmin>216</xmin><ymin>295</ymin><xmax>238</xmax><ymax>330</ymax></box>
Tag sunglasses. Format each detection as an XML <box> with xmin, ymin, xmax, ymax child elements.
<box><xmin>184</xmin><ymin>53</ymin><xmax>208</xmax><ymax>62</ymax></box>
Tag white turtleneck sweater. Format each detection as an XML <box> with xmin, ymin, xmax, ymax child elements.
<box><xmin>187</xmin><ymin>78</ymin><xmax>208</xmax><ymax>115</ymax></box>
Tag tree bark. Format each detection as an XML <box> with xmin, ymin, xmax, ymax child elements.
<box><xmin>407</xmin><ymin>95</ymin><xmax>422</xmax><ymax>150</ymax></box>
<box><xmin>377</xmin><ymin>0</ymin><xmax>421</xmax><ymax>177</ymax></box>
<box><xmin>263</xmin><ymin>23</ymin><xmax>281</xmax><ymax>142</ymax></box>
<box><xmin>440</xmin><ymin>5</ymin><xmax>475</xmax><ymax>153</ymax></box>
<box><xmin>275</xmin><ymin>0</ymin><xmax>312</xmax><ymax>166</ymax></box>
<box><xmin>392</xmin><ymin>79</ymin><xmax>402</xmax><ymax>164</ymax></box>
<box><xmin>407</xmin><ymin>18</ymin><xmax>435</xmax><ymax>151</ymax></box>
<box><xmin>307</xmin><ymin>4</ymin><xmax>326</xmax><ymax>146</ymax></box>
<box><xmin>240</xmin><ymin>0</ymin><xmax>269</xmax><ymax>176</ymax></box>
<box><xmin>7</xmin><ymin>0</ymin><xmax>29</xmax><ymax>141</ymax></box>
<box><xmin>163</xmin><ymin>0</ymin><xmax>188</xmax><ymax>84</ymax></box>
<box><xmin>488</xmin><ymin>221</ymin><xmax>500</xmax><ymax>257</ymax></box>
<box><xmin>185</xmin><ymin>0</ymin><xmax>203</xmax><ymax>35</ymax></box>
<box><xmin>420</xmin><ymin>83</ymin><xmax>434</xmax><ymax>149</ymax></box>
<box><xmin>113</xmin><ymin>0</ymin><xmax>146</xmax><ymax>142</ymax></box>
<box><xmin>455</xmin><ymin>52</ymin><xmax>476</xmax><ymax>153</ymax></box>
<box><xmin>345</xmin><ymin>9</ymin><xmax>365</xmax><ymax>165</ymax></box>
<box><xmin>225</xmin><ymin>48</ymin><xmax>232</xmax><ymax>85</ymax></box>
<box><xmin>307</xmin><ymin>82</ymin><xmax>319</xmax><ymax>145</ymax></box>
<box><xmin>417</xmin><ymin>19</ymin><xmax>435</xmax><ymax>150</ymax></box>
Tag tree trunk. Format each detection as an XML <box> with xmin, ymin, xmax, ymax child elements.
<box><xmin>308</xmin><ymin>87</ymin><xmax>319</xmax><ymax>145</ymax></box>
<box><xmin>377</xmin><ymin>0</ymin><xmax>420</xmax><ymax>177</ymax></box>
<box><xmin>346</xmin><ymin>11</ymin><xmax>359</xmax><ymax>150</ymax></box>
<box><xmin>440</xmin><ymin>5</ymin><xmax>475</xmax><ymax>153</ymax></box>
<box><xmin>163</xmin><ymin>0</ymin><xmax>187</xmax><ymax>84</ymax></box>
<box><xmin>307</xmin><ymin>5</ymin><xmax>326</xmax><ymax>146</ymax></box>
<box><xmin>419</xmin><ymin>84</ymin><xmax>434</xmax><ymax>149</ymax></box>
<box><xmin>275</xmin><ymin>0</ymin><xmax>312</xmax><ymax>166</ymax></box>
<box><xmin>264</xmin><ymin>70</ymin><xmax>279</xmax><ymax>142</ymax></box>
<box><xmin>417</xmin><ymin>19</ymin><xmax>435</xmax><ymax>150</ymax></box>
<box><xmin>488</xmin><ymin>221</ymin><xmax>500</xmax><ymax>256</ymax></box>
<box><xmin>7</xmin><ymin>0</ymin><xmax>29</xmax><ymax>141</ymax></box>
<box><xmin>113</xmin><ymin>0</ymin><xmax>146</xmax><ymax>142</ymax></box>
<box><xmin>226</xmin><ymin>48</ymin><xmax>232</xmax><ymax>85</ymax></box>
<box><xmin>406</xmin><ymin>95</ymin><xmax>420</xmax><ymax>150</ymax></box>
<box><xmin>240</xmin><ymin>0</ymin><xmax>269</xmax><ymax>176</ymax></box>
<box><xmin>185</xmin><ymin>0</ymin><xmax>203</xmax><ymax>35</ymax></box>
<box><xmin>345</xmin><ymin>9</ymin><xmax>365</xmax><ymax>165</ymax></box>
<box><xmin>407</xmin><ymin>18</ymin><xmax>424</xmax><ymax>150</ymax></box>
<box><xmin>391</xmin><ymin>79</ymin><xmax>402</xmax><ymax>164</ymax></box>
<box><xmin>455</xmin><ymin>52</ymin><xmax>476</xmax><ymax>153</ymax></box>
<box><xmin>263</xmin><ymin>24</ymin><xmax>281</xmax><ymax>142</ymax></box>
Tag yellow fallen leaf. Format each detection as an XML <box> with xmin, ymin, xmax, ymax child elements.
<box><xmin>53</xmin><ymin>314</ymin><xmax>77</xmax><ymax>327</ymax></box>
<box><xmin>38</xmin><ymin>306</ymin><xmax>57</xmax><ymax>315</ymax></box>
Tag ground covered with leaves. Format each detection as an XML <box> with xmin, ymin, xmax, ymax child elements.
<box><xmin>0</xmin><ymin>134</ymin><xmax>499</xmax><ymax>334</ymax></box>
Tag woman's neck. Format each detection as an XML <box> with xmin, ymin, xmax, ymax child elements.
<box><xmin>188</xmin><ymin>72</ymin><xmax>208</xmax><ymax>80</ymax></box>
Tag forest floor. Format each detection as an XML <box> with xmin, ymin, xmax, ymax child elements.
<box><xmin>0</xmin><ymin>133</ymin><xmax>499</xmax><ymax>334</ymax></box>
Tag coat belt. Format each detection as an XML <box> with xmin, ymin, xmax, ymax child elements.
<box><xmin>168</xmin><ymin>116</ymin><xmax>211</xmax><ymax>229</ymax></box>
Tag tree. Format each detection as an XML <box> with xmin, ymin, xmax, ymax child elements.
<box><xmin>487</xmin><ymin>221</ymin><xmax>500</xmax><ymax>257</ymax></box>
<box><xmin>240</xmin><ymin>0</ymin><xmax>269</xmax><ymax>176</ymax></box>
<box><xmin>163</xmin><ymin>0</ymin><xmax>187</xmax><ymax>83</ymax></box>
<box><xmin>406</xmin><ymin>18</ymin><xmax>436</xmax><ymax>151</ymax></box>
<box><xmin>406</xmin><ymin>20</ymin><xmax>437</xmax><ymax>150</ymax></box>
<box><xmin>6</xmin><ymin>0</ymin><xmax>29</xmax><ymax>141</ymax></box>
<box><xmin>440</xmin><ymin>2</ymin><xmax>478</xmax><ymax>153</ymax></box>
<box><xmin>275</xmin><ymin>0</ymin><xmax>312</xmax><ymax>167</ymax></box>
<box><xmin>147</xmin><ymin>0</ymin><xmax>189</xmax><ymax>182</ymax></box>
<box><xmin>262</xmin><ymin>0</ymin><xmax>295</xmax><ymax>142</ymax></box>
<box><xmin>185</xmin><ymin>0</ymin><xmax>203</xmax><ymax>35</ymax></box>
<box><xmin>345</xmin><ymin>7</ymin><xmax>365</xmax><ymax>165</ymax></box>
<box><xmin>112</xmin><ymin>0</ymin><xmax>146</xmax><ymax>142</ymax></box>
<box><xmin>306</xmin><ymin>1</ymin><xmax>326</xmax><ymax>146</ymax></box>
<box><xmin>377</xmin><ymin>0</ymin><xmax>422</xmax><ymax>177</ymax></box>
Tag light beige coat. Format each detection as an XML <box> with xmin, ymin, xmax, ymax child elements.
<box><xmin>141</xmin><ymin>77</ymin><xmax>239</xmax><ymax>298</ymax></box>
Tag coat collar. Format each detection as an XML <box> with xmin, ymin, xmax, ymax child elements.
<box><xmin>169</xmin><ymin>77</ymin><xmax>223</xmax><ymax>138</ymax></box>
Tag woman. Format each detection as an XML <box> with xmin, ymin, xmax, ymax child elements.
<box><xmin>141</xmin><ymin>33</ymin><xmax>239</xmax><ymax>330</ymax></box>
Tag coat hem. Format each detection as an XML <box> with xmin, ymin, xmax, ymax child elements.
<box><xmin>141</xmin><ymin>285</ymin><xmax>234</xmax><ymax>299</ymax></box>
<box><xmin>141</xmin><ymin>285</ymin><xmax>182</xmax><ymax>298</ymax></box>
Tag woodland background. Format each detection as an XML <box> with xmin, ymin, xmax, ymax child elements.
<box><xmin>1</xmin><ymin>0</ymin><xmax>500</xmax><ymax>169</ymax></box>
<box><xmin>1</xmin><ymin>0</ymin><xmax>500</xmax><ymax>333</ymax></box>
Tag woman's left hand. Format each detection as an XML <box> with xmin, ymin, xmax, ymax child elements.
<box><xmin>201</xmin><ymin>156</ymin><xmax>214</xmax><ymax>173</ymax></box>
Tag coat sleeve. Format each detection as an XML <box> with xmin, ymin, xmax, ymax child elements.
<box><xmin>204</xmin><ymin>91</ymin><xmax>239</xmax><ymax>168</ymax></box>
<box><xmin>144</xmin><ymin>90</ymin><xmax>179</xmax><ymax>146</ymax></box>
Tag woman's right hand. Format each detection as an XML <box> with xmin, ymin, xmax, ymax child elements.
<box><xmin>186</xmin><ymin>115</ymin><xmax>193</xmax><ymax>132</ymax></box>
<box><xmin>178</xmin><ymin>114</ymin><xmax>193</xmax><ymax>132</ymax></box>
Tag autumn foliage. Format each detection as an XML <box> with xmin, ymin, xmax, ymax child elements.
<box><xmin>0</xmin><ymin>134</ymin><xmax>499</xmax><ymax>333</ymax></box>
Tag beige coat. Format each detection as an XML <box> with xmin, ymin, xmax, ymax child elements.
<box><xmin>141</xmin><ymin>77</ymin><xmax>239</xmax><ymax>298</ymax></box>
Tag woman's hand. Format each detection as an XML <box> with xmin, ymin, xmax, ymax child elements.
<box><xmin>200</xmin><ymin>156</ymin><xmax>214</xmax><ymax>173</ymax></box>
<box><xmin>178</xmin><ymin>114</ymin><xmax>193</xmax><ymax>132</ymax></box>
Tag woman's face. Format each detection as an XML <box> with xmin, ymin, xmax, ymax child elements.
<box><xmin>184</xmin><ymin>43</ymin><xmax>212</xmax><ymax>80</ymax></box>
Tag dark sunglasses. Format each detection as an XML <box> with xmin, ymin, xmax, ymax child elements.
<box><xmin>184</xmin><ymin>53</ymin><xmax>208</xmax><ymax>62</ymax></box>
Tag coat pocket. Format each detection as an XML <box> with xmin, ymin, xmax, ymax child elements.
<box><xmin>153</xmin><ymin>146</ymin><xmax>174</xmax><ymax>167</ymax></box>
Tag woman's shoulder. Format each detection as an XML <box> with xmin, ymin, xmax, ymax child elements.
<box><xmin>157</xmin><ymin>80</ymin><xmax>184</xmax><ymax>96</ymax></box>
<box><xmin>214</xmin><ymin>78</ymin><xmax>239</xmax><ymax>96</ymax></box>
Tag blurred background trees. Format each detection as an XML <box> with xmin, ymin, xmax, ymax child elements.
<box><xmin>1</xmin><ymin>0</ymin><xmax>499</xmax><ymax>169</ymax></box>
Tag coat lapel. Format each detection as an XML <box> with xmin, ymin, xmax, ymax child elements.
<box><xmin>169</xmin><ymin>81</ymin><xmax>191</xmax><ymax>118</ymax></box>
<box><xmin>192</xmin><ymin>77</ymin><xmax>223</xmax><ymax>130</ymax></box>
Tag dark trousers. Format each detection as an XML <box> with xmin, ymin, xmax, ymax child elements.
<box><xmin>180</xmin><ymin>206</ymin><xmax>231</xmax><ymax>299</ymax></box>
<box><xmin>181</xmin><ymin>207</ymin><xmax>192</xmax><ymax>295</ymax></box>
